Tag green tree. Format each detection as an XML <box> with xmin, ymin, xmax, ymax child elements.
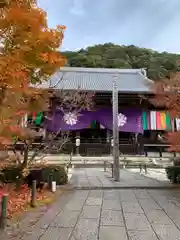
<box><xmin>63</xmin><ymin>43</ymin><xmax>180</xmax><ymax>81</ymax></box>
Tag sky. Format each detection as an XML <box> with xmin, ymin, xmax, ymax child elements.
<box><xmin>38</xmin><ymin>0</ymin><xmax>180</xmax><ymax>53</ymax></box>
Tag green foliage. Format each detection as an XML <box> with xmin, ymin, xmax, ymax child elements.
<box><xmin>165</xmin><ymin>166</ymin><xmax>180</xmax><ymax>184</ymax></box>
<box><xmin>0</xmin><ymin>165</ymin><xmax>68</xmax><ymax>186</ymax></box>
<box><xmin>0</xmin><ymin>166</ymin><xmax>23</xmax><ymax>183</ymax></box>
<box><xmin>41</xmin><ymin>166</ymin><xmax>68</xmax><ymax>185</ymax></box>
<box><xmin>63</xmin><ymin>43</ymin><xmax>180</xmax><ymax>80</ymax></box>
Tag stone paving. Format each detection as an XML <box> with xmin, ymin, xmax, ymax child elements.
<box><xmin>3</xmin><ymin>189</ymin><xmax>180</xmax><ymax>239</ymax></box>
<box><xmin>1</xmin><ymin>168</ymin><xmax>180</xmax><ymax>239</ymax></box>
<box><xmin>68</xmin><ymin>168</ymin><xmax>174</xmax><ymax>189</ymax></box>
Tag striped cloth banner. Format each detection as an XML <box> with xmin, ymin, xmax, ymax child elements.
<box><xmin>32</xmin><ymin>112</ymin><xmax>43</xmax><ymax>125</ymax></box>
<box><xmin>142</xmin><ymin>111</ymin><xmax>150</xmax><ymax>130</ymax></box>
<box><xmin>142</xmin><ymin>111</ymin><xmax>171</xmax><ymax>130</ymax></box>
<box><xmin>175</xmin><ymin>118</ymin><xmax>180</xmax><ymax>131</ymax></box>
<box><xmin>156</xmin><ymin>111</ymin><xmax>171</xmax><ymax>130</ymax></box>
<box><xmin>88</xmin><ymin>120</ymin><xmax>104</xmax><ymax>129</ymax></box>
<box><xmin>21</xmin><ymin>114</ymin><xmax>28</xmax><ymax>127</ymax></box>
<box><xmin>150</xmin><ymin>111</ymin><xmax>156</xmax><ymax>130</ymax></box>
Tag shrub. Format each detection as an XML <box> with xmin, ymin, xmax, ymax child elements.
<box><xmin>25</xmin><ymin>169</ymin><xmax>44</xmax><ymax>190</ymax></box>
<box><xmin>166</xmin><ymin>166</ymin><xmax>180</xmax><ymax>183</ymax></box>
<box><xmin>0</xmin><ymin>165</ymin><xmax>68</xmax><ymax>186</ymax></box>
<box><xmin>0</xmin><ymin>166</ymin><xmax>23</xmax><ymax>183</ymax></box>
<box><xmin>41</xmin><ymin>166</ymin><xmax>68</xmax><ymax>185</ymax></box>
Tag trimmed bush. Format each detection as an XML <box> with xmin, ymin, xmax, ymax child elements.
<box><xmin>25</xmin><ymin>169</ymin><xmax>44</xmax><ymax>190</ymax></box>
<box><xmin>0</xmin><ymin>165</ymin><xmax>68</xmax><ymax>186</ymax></box>
<box><xmin>41</xmin><ymin>166</ymin><xmax>68</xmax><ymax>185</ymax></box>
<box><xmin>166</xmin><ymin>166</ymin><xmax>180</xmax><ymax>183</ymax></box>
<box><xmin>0</xmin><ymin>166</ymin><xmax>23</xmax><ymax>183</ymax></box>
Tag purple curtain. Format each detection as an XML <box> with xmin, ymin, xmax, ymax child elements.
<box><xmin>45</xmin><ymin>108</ymin><xmax>143</xmax><ymax>133</ymax></box>
<box><xmin>45</xmin><ymin>110</ymin><xmax>95</xmax><ymax>132</ymax></box>
<box><xmin>96</xmin><ymin>109</ymin><xmax>143</xmax><ymax>133</ymax></box>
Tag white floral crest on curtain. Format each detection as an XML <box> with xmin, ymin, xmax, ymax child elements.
<box><xmin>63</xmin><ymin>112</ymin><xmax>78</xmax><ymax>125</ymax></box>
<box><xmin>118</xmin><ymin>113</ymin><xmax>127</xmax><ymax>127</ymax></box>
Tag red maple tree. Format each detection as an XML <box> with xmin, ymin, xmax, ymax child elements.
<box><xmin>0</xmin><ymin>0</ymin><xmax>93</xmax><ymax>171</ymax></box>
<box><xmin>0</xmin><ymin>0</ymin><xmax>66</xmax><ymax>145</ymax></box>
<box><xmin>152</xmin><ymin>72</ymin><xmax>180</xmax><ymax>152</ymax></box>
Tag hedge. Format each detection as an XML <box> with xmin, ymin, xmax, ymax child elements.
<box><xmin>166</xmin><ymin>166</ymin><xmax>180</xmax><ymax>184</ymax></box>
<box><xmin>0</xmin><ymin>165</ymin><xmax>68</xmax><ymax>186</ymax></box>
<box><xmin>41</xmin><ymin>166</ymin><xmax>68</xmax><ymax>185</ymax></box>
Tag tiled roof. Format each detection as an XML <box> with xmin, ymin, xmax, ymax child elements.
<box><xmin>39</xmin><ymin>67</ymin><xmax>153</xmax><ymax>93</ymax></box>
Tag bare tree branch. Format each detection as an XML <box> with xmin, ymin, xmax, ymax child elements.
<box><xmin>49</xmin><ymin>72</ymin><xmax>65</xmax><ymax>89</ymax></box>
<box><xmin>9</xmin><ymin>88</ymin><xmax>94</xmax><ymax>168</ymax></box>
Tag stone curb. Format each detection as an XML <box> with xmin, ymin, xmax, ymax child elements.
<box><xmin>58</xmin><ymin>185</ymin><xmax>180</xmax><ymax>191</ymax></box>
<box><xmin>72</xmin><ymin>186</ymin><xmax>180</xmax><ymax>190</ymax></box>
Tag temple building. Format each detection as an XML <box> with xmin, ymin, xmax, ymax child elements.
<box><xmin>33</xmin><ymin>67</ymin><xmax>176</xmax><ymax>157</ymax></box>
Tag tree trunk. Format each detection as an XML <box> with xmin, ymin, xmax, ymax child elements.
<box><xmin>22</xmin><ymin>145</ymin><xmax>29</xmax><ymax>170</ymax></box>
<box><xmin>15</xmin><ymin>145</ymin><xmax>29</xmax><ymax>190</ymax></box>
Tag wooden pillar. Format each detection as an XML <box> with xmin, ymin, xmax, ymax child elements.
<box><xmin>76</xmin><ymin>131</ymin><xmax>80</xmax><ymax>155</ymax></box>
<box><xmin>106</xmin><ymin>129</ymin><xmax>111</xmax><ymax>143</ymax></box>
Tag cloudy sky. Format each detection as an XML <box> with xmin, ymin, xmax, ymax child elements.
<box><xmin>38</xmin><ymin>0</ymin><xmax>180</xmax><ymax>53</ymax></box>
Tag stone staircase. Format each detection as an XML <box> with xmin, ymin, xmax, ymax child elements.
<box><xmin>26</xmin><ymin>153</ymin><xmax>174</xmax><ymax>168</ymax></box>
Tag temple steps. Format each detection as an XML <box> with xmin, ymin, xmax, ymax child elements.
<box><xmin>25</xmin><ymin>154</ymin><xmax>173</xmax><ymax>168</ymax></box>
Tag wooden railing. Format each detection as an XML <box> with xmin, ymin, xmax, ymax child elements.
<box><xmin>6</xmin><ymin>141</ymin><xmax>176</xmax><ymax>157</ymax></box>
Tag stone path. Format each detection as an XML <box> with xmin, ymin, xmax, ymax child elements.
<box><xmin>1</xmin><ymin>169</ymin><xmax>180</xmax><ymax>239</ymax></box>
<box><xmin>3</xmin><ymin>189</ymin><xmax>180</xmax><ymax>239</ymax></box>
<box><xmin>68</xmin><ymin>168</ymin><xmax>174</xmax><ymax>189</ymax></box>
